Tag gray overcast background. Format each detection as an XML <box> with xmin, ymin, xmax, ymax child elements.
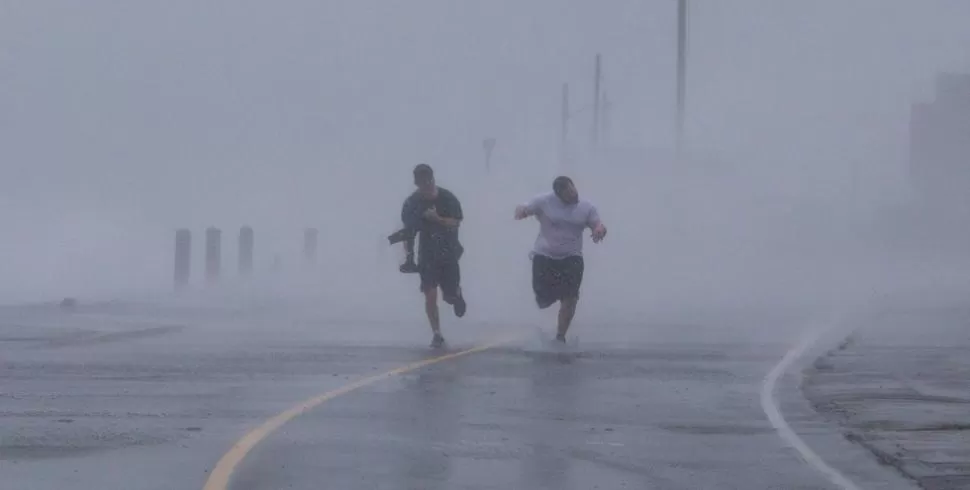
<box><xmin>1</xmin><ymin>1</ymin><xmax>969</xmax><ymax>312</ymax></box>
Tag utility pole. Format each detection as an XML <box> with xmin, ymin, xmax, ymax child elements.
<box><xmin>676</xmin><ymin>0</ymin><xmax>688</xmax><ymax>158</ymax></box>
<box><xmin>591</xmin><ymin>53</ymin><xmax>602</xmax><ymax>148</ymax></box>
<box><xmin>561</xmin><ymin>82</ymin><xmax>570</xmax><ymax>156</ymax></box>
<box><xmin>602</xmin><ymin>91</ymin><xmax>611</xmax><ymax>146</ymax></box>
<box><xmin>483</xmin><ymin>138</ymin><xmax>496</xmax><ymax>172</ymax></box>
<box><xmin>303</xmin><ymin>228</ymin><xmax>318</xmax><ymax>265</ymax></box>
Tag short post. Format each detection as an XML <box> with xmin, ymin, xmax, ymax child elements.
<box><xmin>303</xmin><ymin>228</ymin><xmax>318</xmax><ymax>264</ymax></box>
<box><xmin>174</xmin><ymin>229</ymin><xmax>191</xmax><ymax>290</ymax></box>
<box><xmin>238</xmin><ymin>226</ymin><xmax>254</xmax><ymax>277</ymax></box>
<box><xmin>205</xmin><ymin>227</ymin><xmax>222</xmax><ymax>284</ymax></box>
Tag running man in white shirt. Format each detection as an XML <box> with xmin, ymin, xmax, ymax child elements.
<box><xmin>514</xmin><ymin>176</ymin><xmax>607</xmax><ymax>343</ymax></box>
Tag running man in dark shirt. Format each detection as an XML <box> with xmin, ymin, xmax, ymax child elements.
<box><xmin>393</xmin><ymin>164</ymin><xmax>467</xmax><ymax>347</ymax></box>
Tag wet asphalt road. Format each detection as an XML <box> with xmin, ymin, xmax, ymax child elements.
<box><xmin>0</xmin><ymin>302</ymin><xmax>915</xmax><ymax>490</ymax></box>
<box><xmin>804</xmin><ymin>308</ymin><xmax>970</xmax><ymax>490</ymax></box>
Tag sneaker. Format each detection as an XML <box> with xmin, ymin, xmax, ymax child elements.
<box><xmin>399</xmin><ymin>257</ymin><xmax>419</xmax><ymax>274</ymax></box>
<box><xmin>430</xmin><ymin>334</ymin><xmax>446</xmax><ymax>348</ymax></box>
<box><xmin>453</xmin><ymin>293</ymin><xmax>467</xmax><ymax>318</ymax></box>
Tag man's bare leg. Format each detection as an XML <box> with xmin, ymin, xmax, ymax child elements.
<box><xmin>424</xmin><ymin>287</ymin><xmax>444</xmax><ymax>346</ymax></box>
<box><xmin>556</xmin><ymin>297</ymin><xmax>578</xmax><ymax>341</ymax></box>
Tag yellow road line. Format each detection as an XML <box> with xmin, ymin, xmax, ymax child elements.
<box><xmin>202</xmin><ymin>335</ymin><xmax>517</xmax><ymax>490</ymax></box>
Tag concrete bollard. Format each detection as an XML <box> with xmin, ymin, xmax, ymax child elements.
<box><xmin>303</xmin><ymin>228</ymin><xmax>318</xmax><ymax>264</ymax></box>
<box><xmin>238</xmin><ymin>226</ymin><xmax>254</xmax><ymax>277</ymax></box>
<box><xmin>205</xmin><ymin>227</ymin><xmax>222</xmax><ymax>284</ymax></box>
<box><xmin>174</xmin><ymin>229</ymin><xmax>192</xmax><ymax>290</ymax></box>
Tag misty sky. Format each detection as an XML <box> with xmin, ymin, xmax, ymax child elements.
<box><xmin>1</xmin><ymin>1</ymin><xmax>969</xmax><ymax>303</ymax></box>
<box><xmin>4</xmin><ymin>1</ymin><xmax>969</xmax><ymax>207</ymax></box>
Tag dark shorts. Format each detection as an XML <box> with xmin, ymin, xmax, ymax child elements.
<box><xmin>419</xmin><ymin>260</ymin><xmax>462</xmax><ymax>303</ymax></box>
<box><xmin>532</xmin><ymin>254</ymin><xmax>584</xmax><ymax>309</ymax></box>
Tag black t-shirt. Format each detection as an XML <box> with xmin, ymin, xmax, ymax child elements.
<box><xmin>401</xmin><ymin>187</ymin><xmax>464</xmax><ymax>264</ymax></box>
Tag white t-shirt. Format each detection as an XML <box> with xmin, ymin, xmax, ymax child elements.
<box><xmin>522</xmin><ymin>192</ymin><xmax>601</xmax><ymax>260</ymax></box>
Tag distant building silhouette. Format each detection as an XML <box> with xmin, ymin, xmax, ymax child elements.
<box><xmin>909</xmin><ymin>72</ymin><xmax>970</xmax><ymax>211</ymax></box>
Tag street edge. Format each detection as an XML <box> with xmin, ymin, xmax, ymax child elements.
<box><xmin>761</xmin><ymin>315</ymin><xmax>864</xmax><ymax>490</ymax></box>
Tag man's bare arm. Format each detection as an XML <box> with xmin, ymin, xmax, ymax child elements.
<box><xmin>516</xmin><ymin>196</ymin><xmax>544</xmax><ymax>220</ymax></box>
<box><xmin>423</xmin><ymin>207</ymin><xmax>461</xmax><ymax>228</ymax></box>
<box><xmin>588</xmin><ymin>206</ymin><xmax>606</xmax><ymax>242</ymax></box>
<box><xmin>514</xmin><ymin>205</ymin><xmax>533</xmax><ymax>220</ymax></box>
<box><xmin>438</xmin><ymin>217</ymin><xmax>461</xmax><ymax>228</ymax></box>
<box><xmin>591</xmin><ymin>222</ymin><xmax>607</xmax><ymax>243</ymax></box>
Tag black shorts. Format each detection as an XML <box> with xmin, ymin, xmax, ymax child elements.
<box><xmin>532</xmin><ymin>254</ymin><xmax>584</xmax><ymax>308</ymax></box>
<box><xmin>419</xmin><ymin>260</ymin><xmax>462</xmax><ymax>303</ymax></box>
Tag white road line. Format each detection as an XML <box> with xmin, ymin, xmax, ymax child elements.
<box><xmin>761</xmin><ymin>326</ymin><xmax>862</xmax><ymax>490</ymax></box>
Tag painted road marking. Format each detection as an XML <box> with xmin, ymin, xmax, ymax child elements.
<box><xmin>761</xmin><ymin>325</ymin><xmax>862</xmax><ymax>490</ymax></box>
<box><xmin>586</xmin><ymin>441</ymin><xmax>625</xmax><ymax>447</ymax></box>
<box><xmin>202</xmin><ymin>335</ymin><xmax>517</xmax><ymax>490</ymax></box>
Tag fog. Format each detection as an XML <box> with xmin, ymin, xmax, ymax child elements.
<box><xmin>2</xmin><ymin>1</ymin><xmax>970</xmax><ymax>327</ymax></box>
